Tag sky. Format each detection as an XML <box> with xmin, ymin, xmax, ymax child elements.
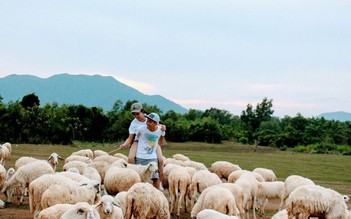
<box><xmin>1</xmin><ymin>1</ymin><xmax>350</xmax><ymax>118</ymax></box>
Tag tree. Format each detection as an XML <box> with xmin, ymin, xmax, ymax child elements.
<box><xmin>240</xmin><ymin>98</ymin><xmax>274</xmax><ymax>144</ymax></box>
<box><xmin>20</xmin><ymin>93</ymin><xmax>40</xmax><ymax>109</ymax></box>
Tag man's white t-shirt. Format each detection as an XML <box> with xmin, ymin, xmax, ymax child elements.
<box><xmin>128</xmin><ymin>118</ymin><xmax>146</xmax><ymax>135</ymax></box>
<box><xmin>135</xmin><ymin>125</ymin><xmax>165</xmax><ymax>159</ymax></box>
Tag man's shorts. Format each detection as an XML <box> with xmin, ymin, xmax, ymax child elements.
<box><xmin>135</xmin><ymin>157</ymin><xmax>159</xmax><ymax>180</ymax></box>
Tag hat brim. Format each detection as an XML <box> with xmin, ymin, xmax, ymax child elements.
<box><xmin>145</xmin><ymin>115</ymin><xmax>159</xmax><ymax>124</ymax></box>
<box><xmin>131</xmin><ymin>109</ymin><xmax>141</xmax><ymax>113</ymax></box>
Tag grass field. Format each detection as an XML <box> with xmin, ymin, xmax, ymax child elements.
<box><xmin>1</xmin><ymin>141</ymin><xmax>351</xmax><ymax>218</ymax></box>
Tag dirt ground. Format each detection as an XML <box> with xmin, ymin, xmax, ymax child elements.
<box><xmin>0</xmin><ymin>192</ymin><xmax>281</xmax><ymax>219</ymax></box>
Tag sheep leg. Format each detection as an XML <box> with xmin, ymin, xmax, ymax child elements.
<box><xmin>177</xmin><ymin>190</ymin><xmax>186</xmax><ymax>217</ymax></box>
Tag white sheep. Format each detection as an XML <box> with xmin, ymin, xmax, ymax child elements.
<box><xmin>103</xmin><ymin>166</ymin><xmax>140</xmax><ymax>195</ymax></box>
<box><xmin>83</xmin><ymin>166</ymin><xmax>102</xmax><ymax>185</ymax></box>
<box><xmin>64</xmin><ymin>154</ymin><xmax>92</xmax><ymax>164</ymax></box>
<box><xmin>57</xmin><ymin>171</ymin><xmax>93</xmax><ymax>184</ymax></box>
<box><xmin>0</xmin><ymin>164</ymin><xmax>6</xmax><ymax>191</ymax></box>
<box><xmin>114</xmin><ymin>191</ymin><xmax>127</xmax><ymax>216</ymax></box>
<box><xmin>15</xmin><ymin>152</ymin><xmax>63</xmax><ymax>171</ymax></box>
<box><xmin>94</xmin><ymin>155</ymin><xmax>121</xmax><ymax>164</ymax></box>
<box><xmin>253</xmin><ymin>167</ymin><xmax>277</xmax><ymax>182</ymax></box>
<box><xmin>126</xmin><ymin>161</ymin><xmax>158</xmax><ymax>183</ymax></box>
<box><xmin>1</xmin><ymin>142</ymin><xmax>12</xmax><ymax>154</ymax></box>
<box><xmin>93</xmin><ymin>150</ymin><xmax>108</xmax><ymax>158</ymax></box>
<box><xmin>182</xmin><ymin>160</ymin><xmax>207</xmax><ymax>171</ymax></box>
<box><xmin>286</xmin><ymin>184</ymin><xmax>350</xmax><ymax>218</ymax></box>
<box><xmin>62</xmin><ymin>160</ymin><xmax>88</xmax><ymax>174</ymax></box>
<box><xmin>87</xmin><ymin>161</ymin><xmax>112</xmax><ymax>184</ymax></box>
<box><xmin>271</xmin><ymin>209</ymin><xmax>288</xmax><ymax>219</ymax></box>
<box><xmin>40</xmin><ymin>179</ymin><xmax>100</xmax><ymax>210</ymax></box>
<box><xmin>256</xmin><ymin>181</ymin><xmax>285</xmax><ymax>216</ymax></box>
<box><xmin>196</xmin><ymin>209</ymin><xmax>240</xmax><ymax>219</ymax></box>
<box><xmin>168</xmin><ymin>167</ymin><xmax>192</xmax><ymax>217</ymax></box>
<box><xmin>172</xmin><ymin>153</ymin><xmax>190</xmax><ymax>161</ymax></box>
<box><xmin>2</xmin><ymin>160</ymin><xmax>54</xmax><ymax>204</ymax></box>
<box><xmin>0</xmin><ymin>145</ymin><xmax>10</xmax><ymax>165</ymax></box>
<box><xmin>279</xmin><ymin>174</ymin><xmax>315</xmax><ymax>210</ymax></box>
<box><xmin>113</xmin><ymin>153</ymin><xmax>128</xmax><ymax>161</ymax></box>
<box><xmin>161</xmin><ymin>163</ymin><xmax>182</xmax><ymax>191</ymax></box>
<box><xmin>71</xmin><ymin>149</ymin><xmax>94</xmax><ymax>159</ymax></box>
<box><xmin>202</xmin><ymin>187</ymin><xmax>239</xmax><ymax>216</ymax></box>
<box><xmin>343</xmin><ymin>194</ymin><xmax>350</xmax><ymax>203</ymax></box>
<box><xmin>190</xmin><ymin>169</ymin><xmax>222</xmax><ymax>207</ymax></box>
<box><xmin>228</xmin><ymin>169</ymin><xmax>264</xmax><ymax>183</ymax></box>
<box><xmin>125</xmin><ymin>182</ymin><xmax>170</xmax><ymax>219</ymax></box>
<box><xmin>209</xmin><ymin>161</ymin><xmax>241</xmax><ymax>181</ymax></box>
<box><xmin>38</xmin><ymin>203</ymin><xmax>74</xmax><ymax>219</ymax></box>
<box><xmin>0</xmin><ymin>198</ymin><xmax>4</xmax><ymax>208</ymax></box>
<box><xmin>60</xmin><ymin>202</ymin><xmax>101</xmax><ymax>219</ymax></box>
<box><xmin>191</xmin><ymin>183</ymin><xmax>245</xmax><ymax>219</ymax></box>
<box><xmin>29</xmin><ymin>174</ymin><xmax>81</xmax><ymax>218</ymax></box>
<box><xmin>94</xmin><ymin>194</ymin><xmax>123</xmax><ymax>219</ymax></box>
<box><xmin>234</xmin><ymin>172</ymin><xmax>259</xmax><ymax>219</ymax></box>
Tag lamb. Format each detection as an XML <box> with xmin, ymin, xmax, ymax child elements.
<box><xmin>191</xmin><ymin>183</ymin><xmax>245</xmax><ymax>219</ymax></box>
<box><xmin>285</xmin><ymin>184</ymin><xmax>350</xmax><ymax>218</ymax></box>
<box><xmin>40</xmin><ymin>179</ymin><xmax>100</xmax><ymax>209</ymax></box>
<box><xmin>279</xmin><ymin>174</ymin><xmax>315</xmax><ymax>210</ymax></box>
<box><xmin>114</xmin><ymin>191</ymin><xmax>127</xmax><ymax>216</ymax></box>
<box><xmin>103</xmin><ymin>166</ymin><xmax>141</xmax><ymax>195</ymax></box>
<box><xmin>38</xmin><ymin>203</ymin><xmax>74</xmax><ymax>219</ymax></box>
<box><xmin>201</xmin><ymin>187</ymin><xmax>239</xmax><ymax>216</ymax></box>
<box><xmin>253</xmin><ymin>167</ymin><xmax>277</xmax><ymax>182</ymax></box>
<box><xmin>15</xmin><ymin>152</ymin><xmax>63</xmax><ymax>171</ymax></box>
<box><xmin>125</xmin><ymin>182</ymin><xmax>170</xmax><ymax>219</ymax></box>
<box><xmin>168</xmin><ymin>167</ymin><xmax>192</xmax><ymax>217</ymax></box>
<box><xmin>196</xmin><ymin>209</ymin><xmax>240</xmax><ymax>219</ymax></box>
<box><xmin>94</xmin><ymin>194</ymin><xmax>123</xmax><ymax>219</ymax></box>
<box><xmin>126</xmin><ymin>161</ymin><xmax>158</xmax><ymax>182</ymax></box>
<box><xmin>71</xmin><ymin>149</ymin><xmax>94</xmax><ymax>159</ymax></box>
<box><xmin>60</xmin><ymin>202</ymin><xmax>101</xmax><ymax>219</ymax></box>
<box><xmin>161</xmin><ymin>163</ymin><xmax>182</xmax><ymax>191</ymax></box>
<box><xmin>172</xmin><ymin>153</ymin><xmax>190</xmax><ymax>161</ymax></box>
<box><xmin>256</xmin><ymin>181</ymin><xmax>285</xmax><ymax>216</ymax></box>
<box><xmin>62</xmin><ymin>160</ymin><xmax>88</xmax><ymax>174</ymax></box>
<box><xmin>2</xmin><ymin>160</ymin><xmax>54</xmax><ymax>204</ymax></box>
<box><xmin>209</xmin><ymin>161</ymin><xmax>241</xmax><ymax>181</ymax></box>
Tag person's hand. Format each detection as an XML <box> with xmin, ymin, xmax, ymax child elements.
<box><xmin>119</xmin><ymin>143</ymin><xmax>127</xmax><ymax>150</ymax></box>
<box><xmin>160</xmin><ymin>124</ymin><xmax>166</xmax><ymax>131</ymax></box>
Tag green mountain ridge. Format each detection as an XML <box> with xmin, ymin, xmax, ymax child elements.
<box><xmin>0</xmin><ymin>73</ymin><xmax>188</xmax><ymax>114</ymax></box>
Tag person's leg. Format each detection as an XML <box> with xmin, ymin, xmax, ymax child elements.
<box><xmin>127</xmin><ymin>142</ymin><xmax>137</xmax><ymax>163</ymax></box>
<box><xmin>156</xmin><ymin>147</ymin><xmax>164</xmax><ymax>183</ymax></box>
<box><xmin>153</xmin><ymin>178</ymin><xmax>160</xmax><ymax>189</ymax></box>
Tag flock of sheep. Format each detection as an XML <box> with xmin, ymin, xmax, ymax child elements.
<box><xmin>0</xmin><ymin>142</ymin><xmax>350</xmax><ymax>219</ymax></box>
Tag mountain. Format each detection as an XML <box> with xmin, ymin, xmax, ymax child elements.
<box><xmin>0</xmin><ymin>73</ymin><xmax>188</xmax><ymax>114</ymax></box>
<box><xmin>317</xmin><ymin>111</ymin><xmax>351</xmax><ymax>122</ymax></box>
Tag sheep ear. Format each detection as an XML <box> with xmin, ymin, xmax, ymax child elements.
<box><xmin>47</xmin><ymin>156</ymin><xmax>52</xmax><ymax>162</ymax></box>
<box><xmin>80</xmin><ymin>183</ymin><xmax>88</xmax><ymax>186</ymax></box>
<box><xmin>77</xmin><ymin>208</ymin><xmax>85</xmax><ymax>215</ymax></box>
<box><xmin>113</xmin><ymin>202</ymin><xmax>120</xmax><ymax>208</ymax></box>
<box><xmin>58</xmin><ymin>155</ymin><xmax>64</xmax><ymax>160</ymax></box>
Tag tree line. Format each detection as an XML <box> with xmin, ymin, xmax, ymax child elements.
<box><xmin>0</xmin><ymin>94</ymin><xmax>350</xmax><ymax>154</ymax></box>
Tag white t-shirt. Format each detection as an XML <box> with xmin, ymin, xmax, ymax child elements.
<box><xmin>135</xmin><ymin>125</ymin><xmax>165</xmax><ymax>159</ymax></box>
<box><xmin>128</xmin><ymin>118</ymin><xmax>146</xmax><ymax>135</ymax></box>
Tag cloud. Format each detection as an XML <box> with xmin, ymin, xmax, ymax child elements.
<box><xmin>114</xmin><ymin>76</ymin><xmax>156</xmax><ymax>94</ymax></box>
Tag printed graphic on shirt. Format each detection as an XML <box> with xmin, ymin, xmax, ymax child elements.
<box><xmin>144</xmin><ymin>133</ymin><xmax>158</xmax><ymax>154</ymax></box>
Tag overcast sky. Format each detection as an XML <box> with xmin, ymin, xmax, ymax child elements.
<box><xmin>1</xmin><ymin>1</ymin><xmax>350</xmax><ymax>117</ymax></box>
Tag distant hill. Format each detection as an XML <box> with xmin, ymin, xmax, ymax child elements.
<box><xmin>0</xmin><ymin>73</ymin><xmax>188</xmax><ymax>114</ymax></box>
<box><xmin>317</xmin><ymin>111</ymin><xmax>351</xmax><ymax>122</ymax></box>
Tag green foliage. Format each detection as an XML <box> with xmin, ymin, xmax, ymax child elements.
<box><xmin>0</xmin><ymin>93</ymin><xmax>351</xmax><ymax>155</ymax></box>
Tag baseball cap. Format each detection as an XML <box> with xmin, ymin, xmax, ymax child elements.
<box><xmin>145</xmin><ymin>113</ymin><xmax>160</xmax><ymax>124</ymax></box>
<box><xmin>131</xmin><ymin>103</ymin><xmax>142</xmax><ymax>113</ymax></box>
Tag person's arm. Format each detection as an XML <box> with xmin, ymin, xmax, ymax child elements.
<box><xmin>119</xmin><ymin>134</ymin><xmax>134</xmax><ymax>149</ymax></box>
